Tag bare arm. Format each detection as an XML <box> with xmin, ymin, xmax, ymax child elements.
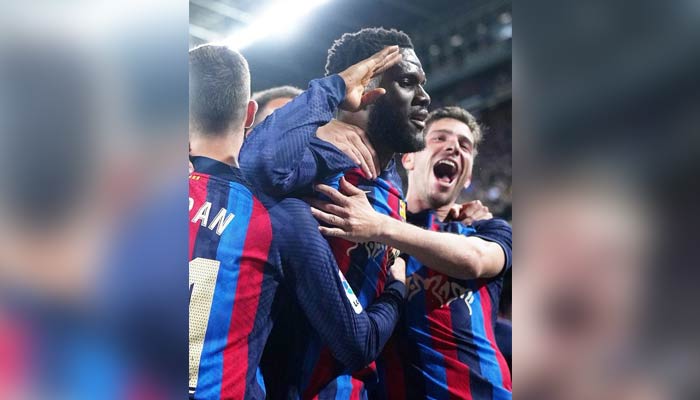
<box><xmin>309</xmin><ymin>178</ymin><xmax>508</xmax><ymax>280</ymax></box>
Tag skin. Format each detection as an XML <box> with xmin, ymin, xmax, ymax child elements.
<box><xmin>189</xmin><ymin>100</ymin><xmax>257</xmax><ymax>167</ymax></box>
<box><xmin>309</xmin><ymin>117</ymin><xmax>506</xmax><ymax>280</ymax></box>
<box><xmin>404</xmin><ymin>117</ymin><xmax>476</xmax><ymax>221</ymax></box>
<box><xmin>251</xmin><ymin>96</ymin><xmax>294</xmax><ymax>129</ymax></box>
<box><xmin>337</xmin><ymin>47</ymin><xmax>431</xmax><ymax>170</ymax></box>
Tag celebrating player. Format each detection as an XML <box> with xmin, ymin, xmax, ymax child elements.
<box><xmin>188</xmin><ymin>44</ymin><xmax>408</xmax><ymax>400</ymax></box>
<box><xmin>310</xmin><ymin>106</ymin><xmax>513</xmax><ymax>399</ymax></box>
<box><xmin>240</xmin><ymin>27</ymin><xmax>430</xmax><ymax>399</ymax></box>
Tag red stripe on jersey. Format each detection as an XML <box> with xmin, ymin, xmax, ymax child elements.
<box><xmin>381</xmin><ymin>338</ymin><xmax>406</xmax><ymax>400</ymax></box>
<box><xmin>478</xmin><ymin>286</ymin><xmax>512</xmax><ymax>391</ymax></box>
<box><xmin>303</xmin><ymin>348</ymin><xmax>336</xmax><ymax>400</ymax></box>
<box><xmin>328</xmin><ymin>238</ymin><xmax>355</xmax><ymax>275</ymax></box>
<box><xmin>188</xmin><ymin>173</ymin><xmax>211</xmax><ymax>260</ymax></box>
<box><xmin>425</xmin><ymin>268</ymin><xmax>473</xmax><ymax>400</ymax></box>
<box><xmin>349</xmin><ymin>379</ymin><xmax>362</xmax><ymax>400</ymax></box>
<box><xmin>478</xmin><ymin>287</ymin><xmax>512</xmax><ymax>391</ymax></box>
<box><xmin>220</xmin><ymin>198</ymin><xmax>273</xmax><ymax>399</ymax></box>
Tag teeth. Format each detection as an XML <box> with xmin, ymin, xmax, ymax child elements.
<box><xmin>437</xmin><ymin>160</ymin><xmax>457</xmax><ymax>169</ymax></box>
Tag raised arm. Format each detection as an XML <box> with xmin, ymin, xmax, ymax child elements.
<box><xmin>240</xmin><ymin>46</ymin><xmax>401</xmax><ymax>195</ymax></box>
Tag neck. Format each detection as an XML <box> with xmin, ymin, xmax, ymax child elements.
<box><xmin>406</xmin><ymin>189</ymin><xmax>454</xmax><ymax>222</ymax></box>
<box><xmin>189</xmin><ymin>129</ymin><xmax>243</xmax><ymax>167</ymax></box>
<box><xmin>338</xmin><ymin>110</ymin><xmax>394</xmax><ymax>172</ymax></box>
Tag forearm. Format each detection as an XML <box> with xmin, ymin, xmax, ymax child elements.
<box><xmin>377</xmin><ymin>215</ymin><xmax>500</xmax><ymax>280</ymax></box>
<box><xmin>240</xmin><ymin>75</ymin><xmax>351</xmax><ymax>195</ymax></box>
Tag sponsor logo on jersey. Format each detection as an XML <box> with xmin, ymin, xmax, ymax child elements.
<box><xmin>338</xmin><ymin>270</ymin><xmax>363</xmax><ymax>314</ymax></box>
<box><xmin>407</xmin><ymin>273</ymin><xmax>474</xmax><ymax>314</ymax></box>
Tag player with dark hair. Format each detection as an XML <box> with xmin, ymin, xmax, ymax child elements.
<box><xmin>250</xmin><ymin>85</ymin><xmax>303</xmax><ymax>129</ymax></box>
<box><xmin>309</xmin><ymin>106</ymin><xmax>513</xmax><ymax>399</ymax></box>
<box><xmin>188</xmin><ymin>44</ymin><xmax>409</xmax><ymax>400</ymax></box>
<box><xmin>240</xmin><ymin>27</ymin><xmax>430</xmax><ymax>399</ymax></box>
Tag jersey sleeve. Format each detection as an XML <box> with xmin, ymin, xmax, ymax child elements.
<box><xmin>471</xmin><ymin>218</ymin><xmax>513</xmax><ymax>275</ymax></box>
<box><xmin>240</xmin><ymin>75</ymin><xmax>356</xmax><ymax>196</ymax></box>
<box><xmin>269</xmin><ymin>198</ymin><xmax>406</xmax><ymax>371</ymax></box>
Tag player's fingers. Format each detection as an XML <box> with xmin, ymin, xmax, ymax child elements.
<box><xmin>310</xmin><ymin>207</ymin><xmax>347</xmax><ymax>228</ymax></box>
<box><xmin>389</xmin><ymin>256</ymin><xmax>406</xmax><ymax>269</ymax></box>
<box><xmin>337</xmin><ymin>143</ymin><xmax>362</xmax><ymax>165</ymax></box>
<box><xmin>314</xmin><ymin>183</ymin><xmax>349</xmax><ymax>206</ymax></box>
<box><xmin>375</xmin><ymin>51</ymin><xmax>402</xmax><ymax>74</ymax></box>
<box><xmin>353</xmin><ymin>147</ymin><xmax>373</xmax><ymax>179</ymax></box>
<box><xmin>339</xmin><ymin>177</ymin><xmax>365</xmax><ymax>196</ymax></box>
<box><xmin>366</xmin><ymin>45</ymin><xmax>399</xmax><ymax>69</ymax></box>
<box><xmin>372</xmin><ymin>51</ymin><xmax>402</xmax><ymax>77</ymax></box>
<box><xmin>307</xmin><ymin>198</ymin><xmax>349</xmax><ymax>218</ymax></box>
<box><xmin>473</xmin><ymin>209</ymin><xmax>493</xmax><ymax>221</ymax></box>
<box><xmin>447</xmin><ymin>204</ymin><xmax>461</xmax><ymax>220</ymax></box>
<box><xmin>359</xmin><ymin>88</ymin><xmax>386</xmax><ymax>109</ymax></box>
<box><xmin>347</xmin><ymin>132</ymin><xmax>377</xmax><ymax>178</ymax></box>
<box><xmin>351</xmin><ymin>46</ymin><xmax>397</xmax><ymax>80</ymax></box>
<box><xmin>352</xmin><ymin>126</ymin><xmax>380</xmax><ymax>176</ymax></box>
<box><xmin>318</xmin><ymin>226</ymin><xmax>348</xmax><ymax>239</ymax></box>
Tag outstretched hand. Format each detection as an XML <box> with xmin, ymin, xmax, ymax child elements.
<box><xmin>308</xmin><ymin>177</ymin><xmax>386</xmax><ymax>243</ymax></box>
<box><xmin>447</xmin><ymin>200</ymin><xmax>493</xmax><ymax>225</ymax></box>
<box><xmin>316</xmin><ymin>120</ymin><xmax>379</xmax><ymax>179</ymax></box>
<box><xmin>338</xmin><ymin>45</ymin><xmax>402</xmax><ymax>112</ymax></box>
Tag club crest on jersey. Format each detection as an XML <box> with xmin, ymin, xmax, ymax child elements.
<box><xmin>399</xmin><ymin>200</ymin><xmax>407</xmax><ymax>221</ymax></box>
<box><xmin>406</xmin><ymin>274</ymin><xmax>475</xmax><ymax>314</ymax></box>
<box><xmin>189</xmin><ymin>197</ymin><xmax>236</xmax><ymax>235</ymax></box>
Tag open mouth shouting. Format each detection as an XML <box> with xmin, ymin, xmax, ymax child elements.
<box><xmin>432</xmin><ymin>158</ymin><xmax>460</xmax><ymax>188</ymax></box>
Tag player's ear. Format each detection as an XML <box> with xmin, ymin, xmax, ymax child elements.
<box><xmin>463</xmin><ymin>178</ymin><xmax>472</xmax><ymax>190</ymax></box>
<box><xmin>244</xmin><ymin>100</ymin><xmax>258</xmax><ymax>129</ymax></box>
<box><xmin>401</xmin><ymin>153</ymin><xmax>415</xmax><ymax>171</ymax></box>
<box><xmin>463</xmin><ymin>167</ymin><xmax>473</xmax><ymax>190</ymax></box>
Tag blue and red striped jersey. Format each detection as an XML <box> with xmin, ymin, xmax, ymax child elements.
<box><xmin>375</xmin><ymin>211</ymin><xmax>513</xmax><ymax>400</ymax></box>
<box><xmin>238</xmin><ymin>74</ymin><xmax>410</xmax><ymax>399</ymax></box>
<box><xmin>295</xmin><ymin>166</ymin><xmax>407</xmax><ymax>400</ymax></box>
<box><xmin>189</xmin><ymin>156</ymin><xmax>276</xmax><ymax>400</ymax></box>
<box><xmin>190</xmin><ymin>154</ymin><xmax>406</xmax><ymax>400</ymax></box>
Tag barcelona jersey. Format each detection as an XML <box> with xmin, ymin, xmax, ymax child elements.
<box><xmin>190</xmin><ymin>151</ymin><xmax>406</xmax><ymax>400</ymax></box>
<box><xmin>189</xmin><ymin>156</ymin><xmax>277</xmax><ymax>400</ymax></box>
<box><xmin>376</xmin><ymin>211</ymin><xmax>513</xmax><ymax>400</ymax></box>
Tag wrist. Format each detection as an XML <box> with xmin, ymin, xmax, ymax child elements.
<box><xmin>375</xmin><ymin>214</ymin><xmax>399</xmax><ymax>243</ymax></box>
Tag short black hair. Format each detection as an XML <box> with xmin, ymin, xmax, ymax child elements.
<box><xmin>189</xmin><ymin>44</ymin><xmax>250</xmax><ymax>135</ymax></box>
<box><xmin>325</xmin><ymin>27</ymin><xmax>413</xmax><ymax>76</ymax></box>
<box><xmin>252</xmin><ymin>85</ymin><xmax>303</xmax><ymax>111</ymax></box>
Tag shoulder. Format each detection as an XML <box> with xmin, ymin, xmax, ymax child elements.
<box><xmin>471</xmin><ymin>218</ymin><xmax>512</xmax><ymax>239</ymax></box>
<box><xmin>266</xmin><ymin>198</ymin><xmax>319</xmax><ymax>236</ymax></box>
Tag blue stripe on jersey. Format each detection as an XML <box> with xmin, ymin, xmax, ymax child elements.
<box><xmin>354</xmin><ymin>183</ymin><xmax>389</xmax><ymax>307</ymax></box>
<box><xmin>408</xmin><ymin>267</ymin><xmax>449</xmax><ymax>400</ymax></box>
<box><xmin>196</xmin><ymin>182</ymin><xmax>254</xmax><ymax>399</ymax></box>
<box><xmin>470</xmin><ymin>290</ymin><xmax>504</xmax><ymax>390</ymax></box>
<box><xmin>256</xmin><ymin>368</ymin><xmax>265</xmax><ymax>395</ymax></box>
<box><xmin>334</xmin><ymin>375</ymin><xmax>352</xmax><ymax>400</ymax></box>
<box><xmin>300</xmin><ymin>335</ymin><xmax>322</xmax><ymax>395</ymax></box>
<box><xmin>450</xmin><ymin>290</ymin><xmax>491</xmax><ymax>400</ymax></box>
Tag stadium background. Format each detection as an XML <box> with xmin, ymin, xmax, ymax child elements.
<box><xmin>189</xmin><ymin>0</ymin><xmax>513</xmax><ymax>318</ymax></box>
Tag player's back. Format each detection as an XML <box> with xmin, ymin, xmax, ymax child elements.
<box><xmin>189</xmin><ymin>156</ymin><xmax>280</xmax><ymax>400</ymax></box>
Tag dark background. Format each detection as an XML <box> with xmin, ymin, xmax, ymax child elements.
<box><xmin>190</xmin><ymin>0</ymin><xmax>513</xmax><ymax>218</ymax></box>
